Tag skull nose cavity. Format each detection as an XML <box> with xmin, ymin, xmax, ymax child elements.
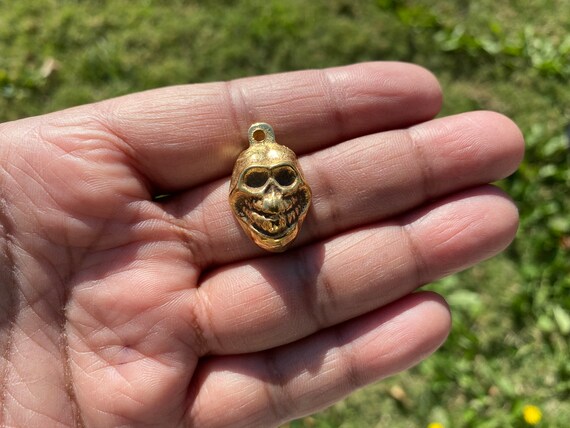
<box><xmin>263</xmin><ymin>186</ymin><xmax>283</xmax><ymax>212</ymax></box>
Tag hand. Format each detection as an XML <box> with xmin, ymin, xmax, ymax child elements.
<box><xmin>0</xmin><ymin>62</ymin><xmax>523</xmax><ymax>427</ymax></box>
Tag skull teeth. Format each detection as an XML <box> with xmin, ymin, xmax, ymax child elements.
<box><xmin>248</xmin><ymin>211</ymin><xmax>286</xmax><ymax>234</ymax></box>
<box><xmin>237</xmin><ymin>190</ymin><xmax>308</xmax><ymax>237</ymax></box>
<box><xmin>287</xmin><ymin>210</ymin><xmax>295</xmax><ymax>225</ymax></box>
<box><xmin>243</xmin><ymin>204</ymin><xmax>299</xmax><ymax>235</ymax></box>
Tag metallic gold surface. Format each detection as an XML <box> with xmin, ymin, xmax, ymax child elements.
<box><xmin>229</xmin><ymin>123</ymin><xmax>312</xmax><ymax>252</ymax></box>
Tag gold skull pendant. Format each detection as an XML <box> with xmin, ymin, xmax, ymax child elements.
<box><xmin>229</xmin><ymin>123</ymin><xmax>312</xmax><ymax>252</ymax></box>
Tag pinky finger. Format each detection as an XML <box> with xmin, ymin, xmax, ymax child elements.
<box><xmin>186</xmin><ymin>292</ymin><xmax>451</xmax><ymax>427</ymax></box>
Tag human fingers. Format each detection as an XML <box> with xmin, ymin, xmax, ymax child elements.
<box><xmin>169</xmin><ymin>111</ymin><xmax>523</xmax><ymax>267</ymax></box>
<box><xmin>92</xmin><ymin>62</ymin><xmax>441</xmax><ymax>190</ymax></box>
<box><xmin>186</xmin><ymin>292</ymin><xmax>450</xmax><ymax>427</ymax></box>
<box><xmin>187</xmin><ymin>187</ymin><xmax>517</xmax><ymax>355</ymax></box>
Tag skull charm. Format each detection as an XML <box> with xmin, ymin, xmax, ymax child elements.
<box><xmin>229</xmin><ymin>123</ymin><xmax>312</xmax><ymax>252</ymax></box>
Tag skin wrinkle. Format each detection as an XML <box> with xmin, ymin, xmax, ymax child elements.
<box><xmin>161</xmin><ymin>192</ymin><xmax>215</xmax><ymax>272</ymax></box>
<box><xmin>75</xmin><ymin>275</ymin><xmax>146</xmax><ymax>330</ymax></box>
<box><xmin>307</xmin><ymin>133</ymin><xmax>410</xmax><ymax>222</ymax></box>
<box><xmin>2</xmin><ymin>129</ymin><xmax>151</xmax><ymax>427</ymax></box>
<box><xmin>262</xmin><ymin>350</ymin><xmax>297</xmax><ymax>425</ymax></box>
<box><xmin>2</xmin><ymin>308</ymin><xmax>71</xmax><ymax>426</ymax></box>
<box><xmin>0</xmin><ymin>325</ymin><xmax>15</xmax><ymax>425</ymax></box>
<box><xmin>49</xmin><ymin>150</ymin><xmax>129</xmax><ymax>196</ymax></box>
<box><xmin>291</xmin><ymin>248</ymin><xmax>331</xmax><ymax>333</ymax></box>
<box><xmin>238</xmin><ymin>78</ymin><xmax>325</xmax><ymax>117</ymax></box>
<box><xmin>75</xmin><ymin>295</ymin><xmax>149</xmax><ymax>349</ymax></box>
<box><xmin>320</xmin><ymin>68</ymin><xmax>348</xmax><ymax>144</ymax></box>
<box><xmin>37</xmin><ymin>220</ymin><xmax>89</xmax><ymax>273</ymax></box>
<box><xmin>221</xmin><ymin>276</ymin><xmax>294</xmax><ymax>352</ymax></box>
<box><xmin>108</xmin><ymin>211</ymin><xmax>180</xmax><ymax>254</ymax></box>
<box><xmin>59</xmin><ymin>218</ymin><xmax>88</xmax><ymax>428</ymax></box>
<box><xmin>69</xmin><ymin>325</ymin><xmax>186</xmax><ymax>426</ymax></box>
<box><xmin>322</xmin><ymin>230</ymin><xmax>380</xmax><ymax>298</ymax></box>
<box><xmin>164</xmin><ymin>81</ymin><xmax>245</xmax><ymax>186</ymax></box>
<box><xmin>180</xmin><ymin>293</ymin><xmax>210</xmax><ymax>358</ymax></box>
<box><xmin>0</xmin><ymin>197</ymin><xmax>20</xmax><ymax>426</ymax></box>
<box><xmin>67</xmin><ymin>239</ymin><xmax>161</xmax><ymax>284</ymax></box>
<box><xmin>235</xmin><ymin>232</ymin><xmax>353</xmax><ymax>351</ymax></box>
<box><xmin>176</xmin><ymin>185</ymin><xmax>214</xmax><ymax>270</ymax></box>
<box><xmin>71</xmin><ymin>269</ymin><xmax>195</xmax><ymax>376</ymax></box>
<box><xmin>89</xmin><ymin>104</ymin><xmax>159</xmax><ymax>198</ymax></box>
<box><xmin>224</xmin><ymin>80</ymin><xmax>250</xmax><ymax>147</ymax></box>
<box><xmin>398</xmin><ymin>222</ymin><xmax>429</xmax><ymax>287</ymax></box>
<box><xmin>404</xmin><ymin>127</ymin><xmax>436</xmax><ymax>201</ymax></box>
<box><xmin>3</xmin><ymin>384</ymin><xmax>67</xmax><ymax>428</ymax></box>
<box><xmin>257</xmin><ymin>307</ymin><xmax>408</xmax><ymax>427</ymax></box>
<box><xmin>9</xmin><ymin>152</ymin><xmax>148</xmax><ymax>262</ymax></box>
<box><xmin>331</xmin><ymin>327</ymin><xmax>363</xmax><ymax>393</ymax></box>
<box><xmin>430</xmin><ymin>214</ymin><xmax>475</xmax><ymax>251</ymax></box>
<box><xmin>61</xmin><ymin>114</ymin><xmax>157</xmax><ymax>203</ymax></box>
<box><xmin>59</xmin><ymin>326</ymin><xmax>85</xmax><ymax>428</ymax></box>
<box><xmin>79</xmin><ymin>387</ymin><xmax>147</xmax><ymax>427</ymax></box>
<box><xmin>8</xmin><ymin>310</ymin><xmax>60</xmax><ymax>364</ymax></box>
<box><xmin>183</xmin><ymin>363</ymin><xmax>206</xmax><ymax>428</ymax></box>
<box><xmin>6</xmin><ymin>157</ymin><xmax>62</xmax><ymax>214</ymax></box>
<box><xmin>305</xmin><ymin>154</ymin><xmax>343</xmax><ymax>237</ymax></box>
<box><xmin>15</xmin><ymin>255</ymin><xmax>66</xmax><ymax>318</ymax></box>
<box><xmin>19</xmin><ymin>133</ymin><xmax>138</xmax><ymax>221</ymax></box>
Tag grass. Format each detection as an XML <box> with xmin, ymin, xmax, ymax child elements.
<box><xmin>1</xmin><ymin>0</ymin><xmax>569</xmax><ymax>426</ymax></box>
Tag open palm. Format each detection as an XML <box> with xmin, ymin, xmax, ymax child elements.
<box><xmin>0</xmin><ymin>63</ymin><xmax>523</xmax><ymax>427</ymax></box>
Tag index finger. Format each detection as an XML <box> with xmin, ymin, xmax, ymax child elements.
<box><xmin>96</xmin><ymin>62</ymin><xmax>442</xmax><ymax>191</ymax></box>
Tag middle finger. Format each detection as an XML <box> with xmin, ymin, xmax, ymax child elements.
<box><xmin>168</xmin><ymin>110</ymin><xmax>522</xmax><ymax>267</ymax></box>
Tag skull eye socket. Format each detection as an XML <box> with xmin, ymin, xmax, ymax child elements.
<box><xmin>274</xmin><ymin>166</ymin><xmax>297</xmax><ymax>186</ymax></box>
<box><xmin>244</xmin><ymin>169</ymin><xmax>270</xmax><ymax>188</ymax></box>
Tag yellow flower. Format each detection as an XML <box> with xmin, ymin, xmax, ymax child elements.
<box><xmin>523</xmin><ymin>404</ymin><xmax>542</xmax><ymax>425</ymax></box>
<box><xmin>427</xmin><ymin>423</ymin><xmax>445</xmax><ymax>428</ymax></box>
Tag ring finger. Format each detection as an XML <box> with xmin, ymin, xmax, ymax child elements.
<box><xmin>186</xmin><ymin>186</ymin><xmax>518</xmax><ymax>355</ymax></box>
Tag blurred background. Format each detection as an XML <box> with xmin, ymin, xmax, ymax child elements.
<box><xmin>1</xmin><ymin>0</ymin><xmax>568</xmax><ymax>426</ymax></box>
